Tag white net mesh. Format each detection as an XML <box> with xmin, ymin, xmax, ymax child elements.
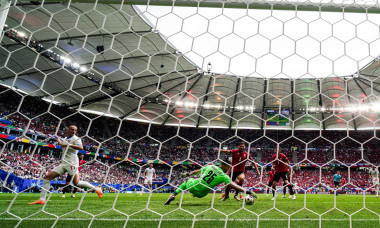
<box><xmin>0</xmin><ymin>0</ymin><xmax>380</xmax><ymax>227</ymax></box>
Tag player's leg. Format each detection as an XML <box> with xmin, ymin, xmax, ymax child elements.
<box><xmin>234</xmin><ymin>172</ymin><xmax>245</xmax><ymax>201</ymax></box>
<box><xmin>281</xmin><ymin>172</ymin><xmax>294</xmax><ymax>198</ymax></box>
<box><xmin>175</xmin><ymin>181</ymin><xmax>188</xmax><ymax>195</ymax></box>
<box><xmin>72</xmin><ymin>185</ymin><xmax>78</xmax><ymax>197</ymax></box>
<box><xmin>284</xmin><ymin>180</ymin><xmax>295</xmax><ymax>200</ymax></box>
<box><xmin>148</xmin><ymin>182</ymin><xmax>152</xmax><ymax>192</ymax></box>
<box><xmin>282</xmin><ymin>182</ymin><xmax>287</xmax><ymax>198</ymax></box>
<box><xmin>220</xmin><ymin>169</ymin><xmax>232</xmax><ymax>199</ymax></box>
<box><xmin>62</xmin><ymin>184</ymin><xmax>69</xmax><ymax>198</ymax></box>
<box><xmin>272</xmin><ymin>172</ymin><xmax>282</xmax><ymax>200</ymax></box>
<box><xmin>72</xmin><ymin>174</ymin><xmax>102</xmax><ymax>198</ymax></box>
<box><xmin>165</xmin><ymin>180</ymin><xmax>189</xmax><ymax>205</ymax></box>
<box><xmin>334</xmin><ymin>182</ymin><xmax>339</xmax><ymax>196</ymax></box>
<box><xmin>267</xmin><ymin>182</ymin><xmax>272</xmax><ymax>196</ymax></box>
<box><xmin>28</xmin><ymin>170</ymin><xmax>61</xmax><ymax>204</ymax></box>
<box><xmin>140</xmin><ymin>179</ymin><xmax>148</xmax><ymax>196</ymax></box>
<box><xmin>220</xmin><ymin>184</ymin><xmax>231</xmax><ymax>201</ymax></box>
<box><xmin>271</xmin><ymin>181</ymin><xmax>277</xmax><ymax>200</ymax></box>
<box><xmin>62</xmin><ymin>175</ymin><xmax>72</xmax><ymax>198</ymax></box>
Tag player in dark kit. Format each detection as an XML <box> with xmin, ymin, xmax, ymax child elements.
<box><xmin>217</xmin><ymin>142</ymin><xmax>260</xmax><ymax>201</ymax></box>
<box><xmin>266</xmin><ymin>168</ymin><xmax>275</xmax><ymax>196</ymax></box>
<box><xmin>62</xmin><ymin>154</ymin><xmax>87</xmax><ymax>198</ymax></box>
<box><xmin>333</xmin><ymin>171</ymin><xmax>342</xmax><ymax>196</ymax></box>
<box><xmin>272</xmin><ymin>153</ymin><xmax>296</xmax><ymax>200</ymax></box>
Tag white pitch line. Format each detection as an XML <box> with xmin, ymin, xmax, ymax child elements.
<box><xmin>0</xmin><ymin>218</ymin><xmax>379</xmax><ymax>221</ymax></box>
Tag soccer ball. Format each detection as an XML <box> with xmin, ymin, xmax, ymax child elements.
<box><xmin>245</xmin><ymin>195</ymin><xmax>255</xmax><ymax>205</ymax></box>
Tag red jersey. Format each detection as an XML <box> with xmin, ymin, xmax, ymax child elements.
<box><xmin>230</xmin><ymin>149</ymin><xmax>252</xmax><ymax>172</ymax></box>
<box><xmin>268</xmin><ymin>171</ymin><xmax>275</xmax><ymax>182</ymax></box>
<box><xmin>273</xmin><ymin>153</ymin><xmax>289</xmax><ymax>173</ymax></box>
<box><xmin>78</xmin><ymin>159</ymin><xmax>86</xmax><ymax>172</ymax></box>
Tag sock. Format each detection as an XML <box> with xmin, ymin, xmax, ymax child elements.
<box><xmin>76</xmin><ymin>181</ymin><xmax>96</xmax><ymax>190</ymax></box>
<box><xmin>272</xmin><ymin>187</ymin><xmax>276</xmax><ymax>197</ymax></box>
<box><xmin>283</xmin><ymin>184</ymin><xmax>287</xmax><ymax>196</ymax></box>
<box><xmin>224</xmin><ymin>185</ymin><xmax>231</xmax><ymax>197</ymax></box>
<box><xmin>40</xmin><ymin>179</ymin><xmax>50</xmax><ymax>201</ymax></box>
<box><xmin>73</xmin><ymin>186</ymin><xmax>78</xmax><ymax>194</ymax></box>
<box><xmin>63</xmin><ymin>184</ymin><xmax>71</xmax><ymax>194</ymax></box>
<box><xmin>266</xmin><ymin>188</ymin><xmax>270</xmax><ymax>194</ymax></box>
<box><xmin>235</xmin><ymin>181</ymin><xmax>243</xmax><ymax>196</ymax></box>
<box><xmin>288</xmin><ymin>184</ymin><xmax>294</xmax><ymax>195</ymax></box>
<box><xmin>174</xmin><ymin>181</ymin><xmax>187</xmax><ymax>195</ymax></box>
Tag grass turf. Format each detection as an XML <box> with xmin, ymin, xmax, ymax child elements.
<box><xmin>0</xmin><ymin>193</ymin><xmax>379</xmax><ymax>227</ymax></box>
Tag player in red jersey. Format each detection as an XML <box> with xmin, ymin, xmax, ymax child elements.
<box><xmin>341</xmin><ymin>178</ymin><xmax>347</xmax><ymax>194</ymax></box>
<box><xmin>266</xmin><ymin>167</ymin><xmax>275</xmax><ymax>196</ymax></box>
<box><xmin>62</xmin><ymin>154</ymin><xmax>87</xmax><ymax>198</ymax></box>
<box><xmin>272</xmin><ymin>152</ymin><xmax>295</xmax><ymax>200</ymax></box>
<box><xmin>217</xmin><ymin>142</ymin><xmax>260</xmax><ymax>201</ymax></box>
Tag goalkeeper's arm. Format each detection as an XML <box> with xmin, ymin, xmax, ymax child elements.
<box><xmin>181</xmin><ymin>169</ymin><xmax>201</xmax><ymax>178</ymax></box>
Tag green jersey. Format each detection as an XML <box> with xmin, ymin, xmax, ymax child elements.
<box><xmin>185</xmin><ymin>165</ymin><xmax>231</xmax><ymax>198</ymax></box>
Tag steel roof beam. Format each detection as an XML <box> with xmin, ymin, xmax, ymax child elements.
<box><xmin>229</xmin><ymin>77</ymin><xmax>240</xmax><ymax>129</ymax></box>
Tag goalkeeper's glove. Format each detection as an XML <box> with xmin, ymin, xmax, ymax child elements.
<box><xmin>181</xmin><ymin>172</ymin><xmax>189</xmax><ymax>178</ymax></box>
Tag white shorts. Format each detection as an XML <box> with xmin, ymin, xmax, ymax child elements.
<box><xmin>373</xmin><ymin>178</ymin><xmax>379</xmax><ymax>186</ymax></box>
<box><xmin>144</xmin><ymin>178</ymin><xmax>153</xmax><ymax>185</ymax></box>
<box><xmin>52</xmin><ymin>162</ymin><xmax>78</xmax><ymax>176</ymax></box>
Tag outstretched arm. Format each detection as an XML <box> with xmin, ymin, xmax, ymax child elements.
<box><xmin>214</xmin><ymin>147</ymin><xmax>231</xmax><ymax>154</ymax></box>
<box><xmin>249</xmin><ymin>155</ymin><xmax>260</xmax><ymax>176</ymax></box>
<box><xmin>181</xmin><ymin>169</ymin><xmax>201</xmax><ymax>178</ymax></box>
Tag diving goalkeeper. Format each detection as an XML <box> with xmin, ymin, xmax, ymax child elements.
<box><xmin>164</xmin><ymin>159</ymin><xmax>255</xmax><ymax>205</ymax></box>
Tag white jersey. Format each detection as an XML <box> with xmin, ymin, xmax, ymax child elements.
<box><xmin>369</xmin><ymin>169</ymin><xmax>379</xmax><ymax>179</ymax></box>
<box><xmin>145</xmin><ymin>168</ymin><xmax>155</xmax><ymax>179</ymax></box>
<box><xmin>61</xmin><ymin>135</ymin><xmax>82</xmax><ymax>165</ymax></box>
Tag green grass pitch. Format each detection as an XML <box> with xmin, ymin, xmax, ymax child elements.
<box><xmin>0</xmin><ymin>193</ymin><xmax>379</xmax><ymax>227</ymax></box>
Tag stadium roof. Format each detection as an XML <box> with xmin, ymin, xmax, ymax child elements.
<box><xmin>1</xmin><ymin>1</ymin><xmax>380</xmax><ymax>130</ymax></box>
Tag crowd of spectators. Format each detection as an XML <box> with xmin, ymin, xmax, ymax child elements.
<box><xmin>242</xmin><ymin>168</ymin><xmax>374</xmax><ymax>189</ymax></box>
<box><xmin>0</xmin><ymin>149</ymin><xmax>178</xmax><ymax>187</ymax></box>
<box><xmin>1</xmin><ymin>148</ymin><xmax>375</xmax><ymax>191</ymax></box>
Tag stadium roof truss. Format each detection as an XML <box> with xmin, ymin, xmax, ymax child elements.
<box><xmin>0</xmin><ymin>0</ymin><xmax>380</xmax><ymax>130</ymax></box>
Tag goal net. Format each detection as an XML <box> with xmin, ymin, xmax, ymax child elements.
<box><xmin>0</xmin><ymin>0</ymin><xmax>379</xmax><ymax>227</ymax></box>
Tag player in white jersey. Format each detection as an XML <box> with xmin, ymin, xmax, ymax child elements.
<box><xmin>28</xmin><ymin>125</ymin><xmax>102</xmax><ymax>205</ymax></box>
<box><xmin>140</xmin><ymin>163</ymin><xmax>156</xmax><ymax>195</ymax></box>
<box><xmin>369</xmin><ymin>166</ymin><xmax>379</xmax><ymax>197</ymax></box>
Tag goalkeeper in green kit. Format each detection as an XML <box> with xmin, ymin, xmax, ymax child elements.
<box><xmin>164</xmin><ymin>159</ymin><xmax>256</xmax><ymax>205</ymax></box>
